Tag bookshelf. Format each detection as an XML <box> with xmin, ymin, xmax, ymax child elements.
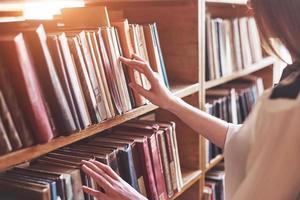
<box><xmin>205</xmin><ymin>56</ymin><xmax>275</xmax><ymax>89</ymax></box>
<box><xmin>203</xmin><ymin>0</ymin><xmax>276</xmax><ymax>198</ymax></box>
<box><xmin>0</xmin><ymin>0</ymin><xmax>276</xmax><ymax>200</ymax></box>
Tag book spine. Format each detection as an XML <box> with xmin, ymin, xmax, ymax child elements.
<box><xmin>0</xmin><ymin>89</ymin><xmax>23</xmax><ymax>150</ymax></box>
<box><xmin>0</xmin><ymin>109</ymin><xmax>12</xmax><ymax>155</ymax></box>
<box><xmin>10</xmin><ymin>34</ymin><xmax>54</xmax><ymax>143</ymax></box>
<box><xmin>149</xmin><ymin>135</ymin><xmax>168</xmax><ymax>200</ymax></box>
<box><xmin>137</xmin><ymin>140</ymin><xmax>159</xmax><ymax>200</ymax></box>
<box><xmin>157</xmin><ymin>131</ymin><xmax>174</xmax><ymax>198</ymax></box>
<box><xmin>47</xmin><ymin>35</ymin><xmax>81</xmax><ymax>131</ymax></box>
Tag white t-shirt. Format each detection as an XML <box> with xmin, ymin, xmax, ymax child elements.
<box><xmin>224</xmin><ymin>89</ymin><xmax>300</xmax><ymax>200</ymax></box>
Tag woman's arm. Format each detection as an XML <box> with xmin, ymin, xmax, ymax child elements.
<box><xmin>120</xmin><ymin>54</ymin><xmax>229</xmax><ymax>148</ymax></box>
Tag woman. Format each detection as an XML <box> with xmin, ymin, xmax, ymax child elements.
<box><xmin>81</xmin><ymin>0</ymin><xmax>300</xmax><ymax>199</ymax></box>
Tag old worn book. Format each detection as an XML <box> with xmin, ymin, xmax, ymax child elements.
<box><xmin>113</xmin><ymin>27</ymin><xmax>136</xmax><ymax>109</ymax></box>
<box><xmin>21</xmin><ymin>24</ymin><xmax>77</xmax><ymax>136</ymax></box>
<box><xmin>0</xmin><ymin>89</ymin><xmax>22</xmax><ymax>150</ymax></box>
<box><xmin>98</xmin><ymin>28</ymin><xmax>123</xmax><ymax>115</ymax></box>
<box><xmin>12</xmin><ymin>167</ymin><xmax>67</xmax><ymax>200</ymax></box>
<box><xmin>0</xmin><ymin>63</ymin><xmax>34</xmax><ymax>147</ymax></box>
<box><xmin>111</xmin><ymin>27</ymin><xmax>133</xmax><ymax>112</ymax></box>
<box><xmin>129</xmin><ymin>24</ymin><xmax>151</xmax><ymax>91</ymax></box>
<box><xmin>0</xmin><ymin>33</ymin><xmax>53</xmax><ymax>143</ymax></box>
<box><xmin>0</xmin><ymin>178</ymin><xmax>51</xmax><ymax>200</ymax></box>
<box><xmin>47</xmin><ymin>34</ymin><xmax>81</xmax><ymax>130</ymax></box>
<box><xmin>112</xmin><ymin>19</ymin><xmax>145</xmax><ymax>107</ymax></box>
<box><xmin>3</xmin><ymin>171</ymin><xmax>57</xmax><ymax>200</ymax></box>
<box><xmin>90</xmin><ymin>30</ymin><xmax>116</xmax><ymax>118</ymax></box>
<box><xmin>62</xmin><ymin>6</ymin><xmax>111</xmax><ymax>28</ymax></box>
<box><xmin>67</xmin><ymin>35</ymin><xmax>102</xmax><ymax>123</ymax></box>
<box><xmin>57</xmin><ymin>32</ymin><xmax>91</xmax><ymax>129</ymax></box>
<box><xmin>157</xmin><ymin>129</ymin><xmax>173</xmax><ymax>197</ymax></box>
<box><xmin>0</xmin><ymin>106</ymin><xmax>12</xmax><ymax>155</ymax></box>
<box><xmin>101</xmin><ymin>27</ymin><xmax>132</xmax><ymax>113</ymax></box>
<box><xmin>86</xmin><ymin>31</ymin><xmax>112</xmax><ymax>119</ymax></box>
<box><xmin>30</xmin><ymin>162</ymin><xmax>85</xmax><ymax>200</ymax></box>
<box><xmin>79</xmin><ymin>31</ymin><xmax>106</xmax><ymax>121</ymax></box>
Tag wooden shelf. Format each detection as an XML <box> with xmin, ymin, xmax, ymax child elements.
<box><xmin>170</xmin><ymin>169</ymin><xmax>203</xmax><ymax>200</ymax></box>
<box><xmin>0</xmin><ymin>82</ymin><xmax>199</xmax><ymax>171</ymax></box>
<box><xmin>206</xmin><ymin>0</ymin><xmax>247</xmax><ymax>5</ymax></box>
<box><xmin>205</xmin><ymin>56</ymin><xmax>275</xmax><ymax>89</ymax></box>
<box><xmin>205</xmin><ymin>155</ymin><xmax>224</xmax><ymax>172</ymax></box>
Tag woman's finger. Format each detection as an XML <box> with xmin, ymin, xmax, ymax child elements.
<box><xmin>90</xmin><ymin>160</ymin><xmax>120</xmax><ymax>180</ymax></box>
<box><xmin>132</xmin><ymin>53</ymin><xmax>145</xmax><ymax>62</ymax></box>
<box><xmin>119</xmin><ymin>56</ymin><xmax>154</xmax><ymax>79</ymax></box>
<box><xmin>82</xmin><ymin>160</ymin><xmax>115</xmax><ymax>184</ymax></box>
<box><xmin>82</xmin><ymin>186</ymin><xmax>107</xmax><ymax>200</ymax></box>
<box><xmin>119</xmin><ymin>56</ymin><xmax>145</xmax><ymax>71</ymax></box>
<box><xmin>129</xmin><ymin>83</ymin><xmax>152</xmax><ymax>99</ymax></box>
<box><xmin>82</xmin><ymin>164</ymin><xmax>113</xmax><ymax>191</ymax></box>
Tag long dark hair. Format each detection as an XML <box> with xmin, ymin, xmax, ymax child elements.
<box><xmin>251</xmin><ymin>0</ymin><xmax>300</xmax><ymax>63</ymax></box>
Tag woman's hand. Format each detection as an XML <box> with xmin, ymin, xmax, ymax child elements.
<box><xmin>81</xmin><ymin>160</ymin><xmax>147</xmax><ymax>200</ymax></box>
<box><xmin>119</xmin><ymin>54</ymin><xmax>177</xmax><ymax>110</ymax></box>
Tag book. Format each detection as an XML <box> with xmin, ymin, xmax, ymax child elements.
<box><xmin>0</xmin><ymin>63</ymin><xmax>34</xmax><ymax>147</ymax></box>
<box><xmin>21</xmin><ymin>25</ymin><xmax>77</xmax><ymax>136</ymax></box>
<box><xmin>101</xmin><ymin>27</ymin><xmax>132</xmax><ymax>113</ymax></box>
<box><xmin>57</xmin><ymin>32</ymin><xmax>91</xmax><ymax>129</ymax></box>
<box><xmin>47</xmin><ymin>34</ymin><xmax>81</xmax><ymax>131</ymax></box>
<box><xmin>97</xmin><ymin>28</ymin><xmax>123</xmax><ymax>115</ymax></box>
<box><xmin>0</xmin><ymin>100</ymin><xmax>12</xmax><ymax>155</ymax></box>
<box><xmin>152</xmin><ymin>23</ymin><xmax>170</xmax><ymax>88</ymax></box>
<box><xmin>30</xmin><ymin>162</ymin><xmax>85</xmax><ymax>200</ymax></box>
<box><xmin>0</xmin><ymin>88</ymin><xmax>22</xmax><ymax>150</ymax></box>
<box><xmin>0</xmin><ymin>33</ymin><xmax>53</xmax><ymax>144</ymax></box>
<box><xmin>112</xmin><ymin>19</ymin><xmax>146</xmax><ymax>107</ymax></box>
<box><xmin>67</xmin><ymin>34</ymin><xmax>102</xmax><ymax>123</ymax></box>
<box><xmin>86</xmin><ymin>31</ymin><xmax>113</xmax><ymax>119</ymax></box>
<box><xmin>239</xmin><ymin>17</ymin><xmax>253</xmax><ymax>68</ymax></box>
<box><xmin>247</xmin><ymin>17</ymin><xmax>263</xmax><ymax>63</ymax></box>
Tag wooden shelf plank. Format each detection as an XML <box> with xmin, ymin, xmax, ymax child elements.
<box><xmin>0</xmin><ymin>82</ymin><xmax>199</xmax><ymax>171</ymax></box>
<box><xmin>206</xmin><ymin>0</ymin><xmax>247</xmax><ymax>5</ymax></box>
<box><xmin>170</xmin><ymin>169</ymin><xmax>203</xmax><ymax>200</ymax></box>
<box><xmin>205</xmin><ymin>155</ymin><xmax>224</xmax><ymax>172</ymax></box>
<box><xmin>205</xmin><ymin>57</ymin><xmax>275</xmax><ymax>89</ymax></box>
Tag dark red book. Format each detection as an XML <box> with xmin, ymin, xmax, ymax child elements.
<box><xmin>21</xmin><ymin>24</ymin><xmax>77</xmax><ymax>136</ymax></box>
<box><xmin>0</xmin><ymin>64</ymin><xmax>34</xmax><ymax>147</ymax></box>
<box><xmin>0</xmin><ymin>33</ymin><xmax>53</xmax><ymax>143</ymax></box>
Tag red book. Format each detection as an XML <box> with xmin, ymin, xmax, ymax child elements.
<box><xmin>0</xmin><ymin>33</ymin><xmax>53</xmax><ymax>143</ymax></box>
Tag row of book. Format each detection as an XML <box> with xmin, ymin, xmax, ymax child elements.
<box><xmin>206</xmin><ymin>16</ymin><xmax>263</xmax><ymax>81</ymax></box>
<box><xmin>0</xmin><ymin>120</ymin><xmax>183</xmax><ymax>200</ymax></box>
<box><xmin>204</xmin><ymin>76</ymin><xmax>264</xmax><ymax>164</ymax></box>
<box><xmin>203</xmin><ymin>163</ymin><xmax>225</xmax><ymax>200</ymax></box>
<box><xmin>0</xmin><ymin>6</ymin><xmax>169</xmax><ymax>154</ymax></box>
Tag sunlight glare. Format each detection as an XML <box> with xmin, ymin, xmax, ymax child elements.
<box><xmin>24</xmin><ymin>0</ymin><xmax>84</xmax><ymax>19</ymax></box>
